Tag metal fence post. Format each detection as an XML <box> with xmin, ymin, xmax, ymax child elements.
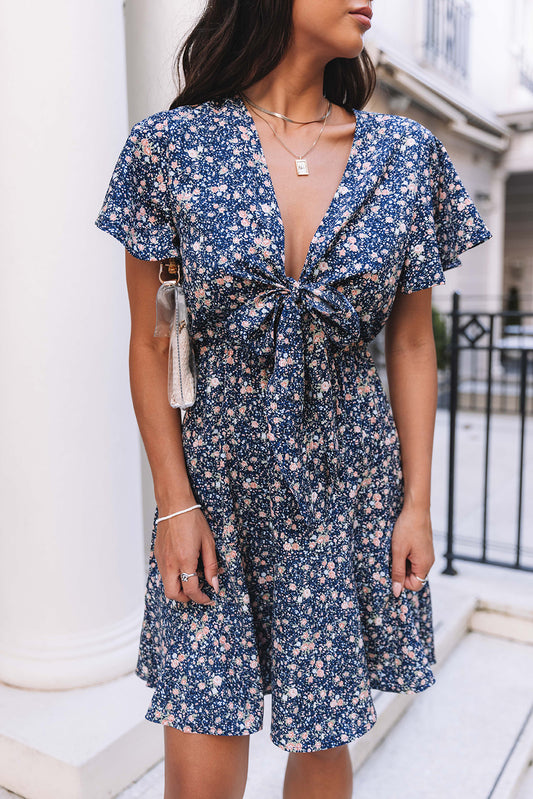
<box><xmin>442</xmin><ymin>291</ymin><xmax>460</xmax><ymax>575</ymax></box>
<box><xmin>515</xmin><ymin>349</ymin><xmax>529</xmax><ymax>568</ymax></box>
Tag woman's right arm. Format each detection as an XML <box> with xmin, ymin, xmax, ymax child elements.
<box><xmin>125</xmin><ymin>250</ymin><xmax>219</xmax><ymax>605</ymax></box>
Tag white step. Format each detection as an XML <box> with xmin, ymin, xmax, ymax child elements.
<box><xmin>490</xmin><ymin>703</ymin><xmax>533</xmax><ymax>799</ymax></box>
<box><xmin>113</xmin><ymin>762</ymin><xmax>163</xmax><ymax>799</ymax></box>
<box><xmin>0</xmin><ymin>674</ymin><xmax>162</xmax><ymax>799</ymax></box>
<box><xmin>347</xmin><ymin>578</ymin><xmax>477</xmax><ymax>772</ymax></box>
<box><xmin>515</xmin><ymin>757</ymin><xmax>533</xmax><ymax>799</ymax></box>
<box><xmin>351</xmin><ymin>631</ymin><xmax>533</xmax><ymax>799</ymax></box>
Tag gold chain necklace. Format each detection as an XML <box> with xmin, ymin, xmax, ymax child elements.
<box><xmin>240</xmin><ymin>92</ymin><xmax>332</xmax><ymax>125</ymax></box>
<box><xmin>247</xmin><ymin>101</ymin><xmax>332</xmax><ymax>176</ymax></box>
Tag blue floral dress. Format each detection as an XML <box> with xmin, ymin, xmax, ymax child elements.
<box><xmin>95</xmin><ymin>96</ymin><xmax>491</xmax><ymax>752</ymax></box>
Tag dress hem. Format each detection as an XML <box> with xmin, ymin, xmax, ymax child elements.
<box><xmin>270</xmin><ymin>712</ymin><xmax>378</xmax><ymax>753</ymax></box>
<box><xmin>135</xmin><ymin>661</ymin><xmax>437</xmax><ymax>752</ymax></box>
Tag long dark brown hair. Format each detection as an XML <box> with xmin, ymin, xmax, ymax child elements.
<box><xmin>169</xmin><ymin>0</ymin><xmax>376</xmax><ymax>111</ymax></box>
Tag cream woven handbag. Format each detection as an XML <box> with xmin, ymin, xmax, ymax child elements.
<box><xmin>154</xmin><ymin>258</ymin><xmax>197</xmax><ymax>409</ymax></box>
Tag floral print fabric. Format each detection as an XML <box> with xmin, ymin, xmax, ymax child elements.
<box><xmin>95</xmin><ymin>97</ymin><xmax>491</xmax><ymax>752</ymax></box>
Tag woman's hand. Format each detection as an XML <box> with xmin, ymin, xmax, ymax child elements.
<box><xmin>390</xmin><ymin>505</ymin><xmax>435</xmax><ymax>597</ymax></box>
<box><xmin>154</xmin><ymin>508</ymin><xmax>220</xmax><ymax>606</ymax></box>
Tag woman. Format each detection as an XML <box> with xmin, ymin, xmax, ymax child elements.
<box><xmin>96</xmin><ymin>1</ymin><xmax>491</xmax><ymax>797</ymax></box>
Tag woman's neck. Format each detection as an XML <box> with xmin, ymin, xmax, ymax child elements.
<box><xmin>244</xmin><ymin>50</ymin><xmax>327</xmax><ymax>121</ymax></box>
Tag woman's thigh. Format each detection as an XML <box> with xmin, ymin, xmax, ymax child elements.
<box><xmin>164</xmin><ymin>727</ymin><xmax>250</xmax><ymax>799</ymax></box>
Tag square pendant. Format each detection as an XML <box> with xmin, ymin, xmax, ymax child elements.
<box><xmin>295</xmin><ymin>158</ymin><xmax>309</xmax><ymax>176</ymax></box>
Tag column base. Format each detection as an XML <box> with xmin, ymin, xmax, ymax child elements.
<box><xmin>0</xmin><ymin>672</ymin><xmax>162</xmax><ymax>799</ymax></box>
<box><xmin>0</xmin><ymin>607</ymin><xmax>144</xmax><ymax>691</ymax></box>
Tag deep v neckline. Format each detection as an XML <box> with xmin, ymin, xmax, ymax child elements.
<box><xmin>235</xmin><ymin>95</ymin><xmax>359</xmax><ymax>284</ymax></box>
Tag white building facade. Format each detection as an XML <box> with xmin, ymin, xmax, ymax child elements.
<box><xmin>366</xmin><ymin>0</ymin><xmax>533</xmax><ymax>314</ymax></box>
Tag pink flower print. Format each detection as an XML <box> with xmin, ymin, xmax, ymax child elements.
<box><xmin>140</xmin><ymin>137</ymin><xmax>152</xmax><ymax>157</ymax></box>
<box><xmin>154</xmin><ymin>173</ymin><xmax>166</xmax><ymax>191</ymax></box>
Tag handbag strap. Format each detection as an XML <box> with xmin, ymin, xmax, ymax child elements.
<box><xmin>159</xmin><ymin>232</ymin><xmax>182</xmax><ymax>284</ymax></box>
<box><xmin>159</xmin><ymin>256</ymin><xmax>182</xmax><ymax>285</ymax></box>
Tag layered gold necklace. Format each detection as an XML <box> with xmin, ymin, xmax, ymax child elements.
<box><xmin>241</xmin><ymin>93</ymin><xmax>333</xmax><ymax>176</ymax></box>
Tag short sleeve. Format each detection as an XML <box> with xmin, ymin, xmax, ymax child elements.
<box><xmin>398</xmin><ymin>132</ymin><xmax>492</xmax><ymax>294</ymax></box>
<box><xmin>94</xmin><ymin>113</ymin><xmax>180</xmax><ymax>261</ymax></box>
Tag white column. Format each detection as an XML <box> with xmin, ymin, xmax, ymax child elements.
<box><xmin>0</xmin><ymin>0</ymin><xmax>145</xmax><ymax>690</ymax></box>
<box><xmin>123</xmin><ymin>0</ymin><xmax>205</xmax><ymax>548</ymax></box>
<box><xmin>486</xmin><ymin>163</ymin><xmax>507</xmax><ymax>314</ymax></box>
<box><xmin>124</xmin><ymin>0</ymin><xmax>205</xmax><ymax>121</ymax></box>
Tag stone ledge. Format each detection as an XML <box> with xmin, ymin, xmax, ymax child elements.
<box><xmin>0</xmin><ymin>673</ymin><xmax>162</xmax><ymax>799</ymax></box>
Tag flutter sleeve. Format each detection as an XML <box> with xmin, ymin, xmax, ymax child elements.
<box><xmin>94</xmin><ymin>113</ymin><xmax>180</xmax><ymax>261</ymax></box>
<box><xmin>398</xmin><ymin>132</ymin><xmax>492</xmax><ymax>294</ymax></box>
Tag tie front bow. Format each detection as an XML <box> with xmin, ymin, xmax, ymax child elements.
<box><xmin>225</xmin><ymin>269</ymin><xmax>362</xmax><ymax>522</ymax></box>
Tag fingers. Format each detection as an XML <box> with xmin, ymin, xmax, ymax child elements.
<box><xmin>162</xmin><ymin>572</ymin><xmax>216</xmax><ymax>606</ymax></box>
<box><xmin>390</xmin><ymin>509</ymin><xmax>435</xmax><ymax>597</ymax></box>
<box><xmin>391</xmin><ymin>544</ymin><xmax>433</xmax><ymax>597</ymax></box>
<box><xmin>404</xmin><ymin>559</ymin><xmax>432</xmax><ymax>592</ymax></box>
<box><xmin>202</xmin><ymin>536</ymin><xmax>220</xmax><ymax>595</ymax></box>
<box><xmin>174</xmin><ymin>535</ymin><xmax>220</xmax><ymax>605</ymax></box>
<box><xmin>405</xmin><ymin>548</ymin><xmax>435</xmax><ymax>592</ymax></box>
<box><xmin>165</xmin><ymin>575</ymin><xmax>190</xmax><ymax>605</ymax></box>
<box><xmin>180</xmin><ymin>568</ymin><xmax>216</xmax><ymax>606</ymax></box>
<box><xmin>391</xmin><ymin>539</ymin><xmax>406</xmax><ymax>598</ymax></box>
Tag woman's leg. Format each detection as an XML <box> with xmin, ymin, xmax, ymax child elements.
<box><xmin>282</xmin><ymin>743</ymin><xmax>353</xmax><ymax>799</ymax></box>
<box><xmin>164</xmin><ymin>727</ymin><xmax>250</xmax><ymax>799</ymax></box>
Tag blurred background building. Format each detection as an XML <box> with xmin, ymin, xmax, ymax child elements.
<box><xmin>366</xmin><ymin>0</ymin><xmax>533</xmax><ymax>316</ymax></box>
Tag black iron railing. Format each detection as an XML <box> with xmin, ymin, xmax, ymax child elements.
<box><xmin>425</xmin><ymin>0</ymin><xmax>471</xmax><ymax>81</ymax></box>
<box><xmin>442</xmin><ymin>292</ymin><xmax>533</xmax><ymax>575</ymax></box>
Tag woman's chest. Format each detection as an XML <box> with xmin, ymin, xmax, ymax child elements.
<box><xmin>174</xmin><ymin>164</ymin><xmax>414</xmax><ymax>349</ymax></box>
<box><xmin>173</xmin><ymin>158</ymin><xmax>414</xmax><ymax>285</ymax></box>
<box><xmin>170</xmin><ymin>104</ymin><xmax>424</xmax><ymax>282</ymax></box>
<box><xmin>163</xmin><ymin>104</ymin><xmax>432</xmax><ymax>346</ymax></box>
<box><xmin>252</xmin><ymin>123</ymin><xmax>357</xmax><ymax>281</ymax></box>
<box><xmin>170</xmin><ymin>107</ymin><xmax>421</xmax><ymax>288</ymax></box>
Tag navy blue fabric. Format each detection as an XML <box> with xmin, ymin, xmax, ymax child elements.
<box><xmin>95</xmin><ymin>97</ymin><xmax>491</xmax><ymax>752</ymax></box>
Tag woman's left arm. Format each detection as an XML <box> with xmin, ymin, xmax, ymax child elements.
<box><xmin>384</xmin><ymin>286</ymin><xmax>437</xmax><ymax>598</ymax></box>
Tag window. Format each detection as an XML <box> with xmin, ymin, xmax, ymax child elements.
<box><xmin>424</xmin><ymin>0</ymin><xmax>472</xmax><ymax>81</ymax></box>
<box><xmin>514</xmin><ymin>0</ymin><xmax>533</xmax><ymax>93</ymax></box>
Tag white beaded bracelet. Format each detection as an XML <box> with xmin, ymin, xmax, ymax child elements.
<box><xmin>156</xmin><ymin>505</ymin><xmax>202</xmax><ymax>524</ymax></box>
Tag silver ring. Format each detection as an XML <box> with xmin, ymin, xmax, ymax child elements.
<box><xmin>413</xmin><ymin>574</ymin><xmax>428</xmax><ymax>584</ymax></box>
<box><xmin>180</xmin><ymin>572</ymin><xmax>197</xmax><ymax>582</ymax></box>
